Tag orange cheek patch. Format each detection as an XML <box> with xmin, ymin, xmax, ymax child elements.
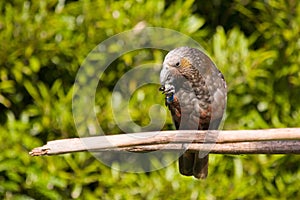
<box><xmin>180</xmin><ymin>57</ymin><xmax>191</xmax><ymax>68</ymax></box>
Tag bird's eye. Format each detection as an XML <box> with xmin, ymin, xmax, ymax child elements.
<box><xmin>175</xmin><ymin>62</ymin><xmax>180</xmax><ymax>67</ymax></box>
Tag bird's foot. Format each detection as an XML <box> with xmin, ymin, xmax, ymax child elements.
<box><xmin>160</xmin><ymin>84</ymin><xmax>175</xmax><ymax>103</ymax></box>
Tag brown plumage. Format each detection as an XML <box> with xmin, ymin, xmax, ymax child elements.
<box><xmin>160</xmin><ymin>47</ymin><xmax>227</xmax><ymax>179</ymax></box>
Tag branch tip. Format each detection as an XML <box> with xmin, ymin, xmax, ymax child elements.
<box><xmin>29</xmin><ymin>147</ymin><xmax>50</xmax><ymax>156</ymax></box>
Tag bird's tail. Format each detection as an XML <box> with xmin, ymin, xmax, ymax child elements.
<box><xmin>179</xmin><ymin>152</ymin><xmax>208</xmax><ymax>179</ymax></box>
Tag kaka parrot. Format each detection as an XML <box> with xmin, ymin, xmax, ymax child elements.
<box><xmin>160</xmin><ymin>47</ymin><xmax>227</xmax><ymax>179</ymax></box>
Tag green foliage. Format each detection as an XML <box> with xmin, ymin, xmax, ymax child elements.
<box><xmin>1</xmin><ymin>0</ymin><xmax>300</xmax><ymax>199</ymax></box>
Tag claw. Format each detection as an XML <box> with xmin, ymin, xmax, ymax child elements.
<box><xmin>160</xmin><ymin>84</ymin><xmax>175</xmax><ymax>103</ymax></box>
<box><xmin>164</xmin><ymin>84</ymin><xmax>175</xmax><ymax>96</ymax></box>
<box><xmin>159</xmin><ymin>86</ymin><xmax>165</xmax><ymax>92</ymax></box>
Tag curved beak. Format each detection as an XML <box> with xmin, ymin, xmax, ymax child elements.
<box><xmin>160</xmin><ymin>64</ymin><xmax>170</xmax><ymax>85</ymax></box>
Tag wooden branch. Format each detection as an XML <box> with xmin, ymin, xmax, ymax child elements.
<box><xmin>109</xmin><ymin>141</ymin><xmax>300</xmax><ymax>154</ymax></box>
<box><xmin>29</xmin><ymin>128</ymin><xmax>300</xmax><ymax>156</ymax></box>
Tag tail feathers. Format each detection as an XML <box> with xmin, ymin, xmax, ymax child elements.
<box><xmin>193</xmin><ymin>154</ymin><xmax>209</xmax><ymax>179</ymax></box>
<box><xmin>179</xmin><ymin>152</ymin><xmax>194</xmax><ymax>176</ymax></box>
<box><xmin>179</xmin><ymin>152</ymin><xmax>209</xmax><ymax>179</ymax></box>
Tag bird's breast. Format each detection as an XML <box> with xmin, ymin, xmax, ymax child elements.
<box><xmin>169</xmin><ymin>88</ymin><xmax>212</xmax><ymax>130</ymax></box>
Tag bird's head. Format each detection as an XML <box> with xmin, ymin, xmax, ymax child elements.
<box><xmin>160</xmin><ymin>47</ymin><xmax>195</xmax><ymax>87</ymax></box>
<box><xmin>160</xmin><ymin>47</ymin><xmax>206</xmax><ymax>95</ymax></box>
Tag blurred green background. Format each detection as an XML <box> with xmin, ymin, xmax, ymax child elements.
<box><xmin>1</xmin><ymin>0</ymin><xmax>300</xmax><ymax>199</ymax></box>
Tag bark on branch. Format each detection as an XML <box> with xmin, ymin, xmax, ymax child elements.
<box><xmin>29</xmin><ymin>128</ymin><xmax>300</xmax><ymax>156</ymax></box>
